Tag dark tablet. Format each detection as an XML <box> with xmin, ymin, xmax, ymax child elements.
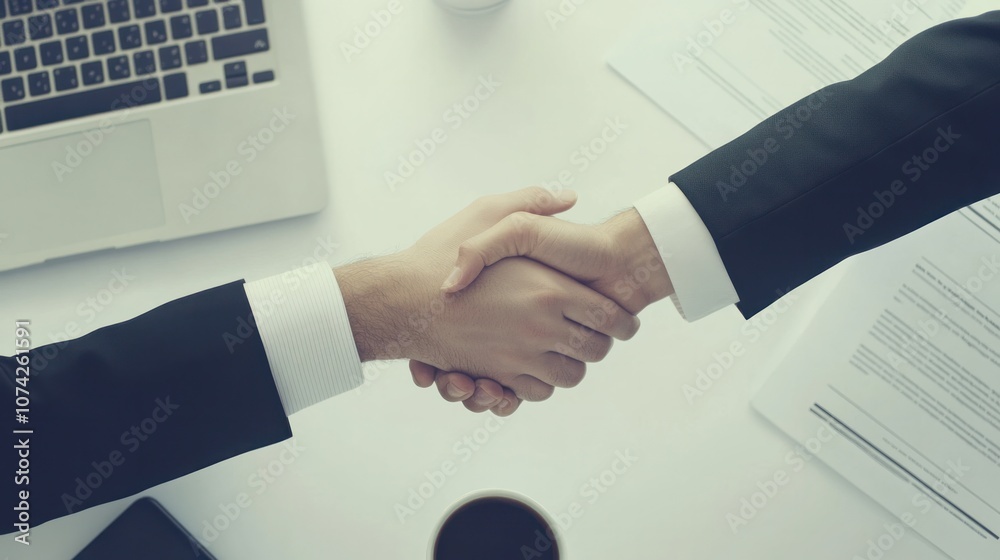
<box><xmin>73</xmin><ymin>497</ymin><xmax>216</xmax><ymax>560</ymax></box>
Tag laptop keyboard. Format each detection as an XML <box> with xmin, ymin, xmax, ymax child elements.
<box><xmin>0</xmin><ymin>0</ymin><xmax>274</xmax><ymax>134</ymax></box>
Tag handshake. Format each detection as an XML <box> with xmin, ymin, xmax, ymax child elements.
<box><xmin>336</xmin><ymin>187</ymin><xmax>674</xmax><ymax>416</ymax></box>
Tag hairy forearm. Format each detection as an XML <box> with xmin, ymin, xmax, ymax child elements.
<box><xmin>336</xmin><ymin>255</ymin><xmax>419</xmax><ymax>363</ymax></box>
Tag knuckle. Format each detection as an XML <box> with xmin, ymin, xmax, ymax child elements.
<box><xmin>532</xmin><ymin>289</ymin><xmax>563</xmax><ymax>313</ymax></box>
<box><xmin>504</xmin><ymin>211</ymin><xmax>536</xmax><ymax>236</ymax></box>
<box><xmin>456</xmin><ymin>242</ymin><xmax>479</xmax><ymax>262</ymax></box>
<box><xmin>525</xmin><ymin>187</ymin><xmax>554</xmax><ymax>211</ymax></box>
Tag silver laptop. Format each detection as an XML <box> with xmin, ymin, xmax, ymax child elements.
<box><xmin>0</xmin><ymin>0</ymin><xmax>327</xmax><ymax>272</ymax></box>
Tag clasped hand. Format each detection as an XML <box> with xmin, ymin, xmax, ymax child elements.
<box><xmin>359</xmin><ymin>187</ymin><xmax>671</xmax><ymax>416</ymax></box>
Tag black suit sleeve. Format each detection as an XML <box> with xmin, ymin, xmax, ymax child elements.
<box><xmin>1</xmin><ymin>281</ymin><xmax>291</xmax><ymax>533</ymax></box>
<box><xmin>670</xmin><ymin>11</ymin><xmax>1000</xmax><ymax>318</ymax></box>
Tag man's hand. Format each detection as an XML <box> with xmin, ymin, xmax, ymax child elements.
<box><xmin>335</xmin><ymin>188</ymin><xmax>641</xmax><ymax>416</ymax></box>
<box><xmin>442</xmin><ymin>208</ymin><xmax>674</xmax><ymax>314</ymax></box>
<box><xmin>408</xmin><ymin>206</ymin><xmax>675</xmax><ymax>412</ymax></box>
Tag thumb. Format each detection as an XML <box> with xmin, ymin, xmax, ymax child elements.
<box><xmin>442</xmin><ymin>213</ymin><xmax>607</xmax><ymax>293</ymax></box>
<box><xmin>492</xmin><ymin>186</ymin><xmax>578</xmax><ymax>218</ymax></box>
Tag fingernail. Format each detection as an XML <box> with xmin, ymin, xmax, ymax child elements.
<box><xmin>500</xmin><ymin>399</ymin><xmax>513</xmax><ymax>411</ymax></box>
<box><xmin>557</xmin><ymin>189</ymin><xmax>577</xmax><ymax>203</ymax></box>
<box><xmin>440</xmin><ymin>267</ymin><xmax>462</xmax><ymax>291</ymax></box>
<box><xmin>446</xmin><ymin>383</ymin><xmax>466</xmax><ymax>398</ymax></box>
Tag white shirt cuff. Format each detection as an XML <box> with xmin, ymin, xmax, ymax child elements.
<box><xmin>633</xmin><ymin>184</ymin><xmax>740</xmax><ymax>321</ymax></box>
<box><xmin>243</xmin><ymin>263</ymin><xmax>364</xmax><ymax>416</ymax></box>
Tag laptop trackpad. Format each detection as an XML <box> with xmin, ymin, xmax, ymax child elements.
<box><xmin>0</xmin><ymin>120</ymin><xmax>165</xmax><ymax>257</ymax></box>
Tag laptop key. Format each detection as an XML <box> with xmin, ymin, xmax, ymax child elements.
<box><xmin>13</xmin><ymin>46</ymin><xmax>36</xmax><ymax>71</ymax></box>
<box><xmin>159</xmin><ymin>0</ymin><xmax>182</xmax><ymax>13</ymax></box>
<box><xmin>133</xmin><ymin>0</ymin><xmax>155</xmax><ymax>18</ymax></box>
<box><xmin>92</xmin><ymin>29</ymin><xmax>115</xmax><ymax>54</ymax></box>
<box><xmin>226</xmin><ymin>74</ymin><xmax>246</xmax><ymax>88</ymax></box>
<box><xmin>27</xmin><ymin>71</ymin><xmax>49</xmax><ymax>96</ymax></box>
<box><xmin>3</xmin><ymin>20</ymin><xmax>26</xmax><ymax>45</ymax></box>
<box><xmin>27</xmin><ymin>13</ymin><xmax>51</xmax><ymax>39</ymax></box>
<box><xmin>187</xmin><ymin>0</ymin><xmax>208</xmax><ymax>7</ymax></box>
<box><xmin>107</xmin><ymin>54</ymin><xmax>129</xmax><ymax>79</ymax></box>
<box><xmin>224</xmin><ymin>61</ymin><xmax>246</xmax><ymax>88</ymax></box>
<box><xmin>211</xmin><ymin>27</ymin><xmax>267</xmax><ymax>60</ymax></box>
<box><xmin>169</xmin><ymin>13</ymin><xmax>190</xmax><ymax>39</ymax></box>
<box><xmin>81</xmin><ymin>3</ymin><xmax>104</xmax><ymax>29</ymax></box>
<box><xmin>66</xmin><ymin>35</ymin><xmax>88</xmax><ymax>60</ymax></box>
<box><xmin>81</xmin><ymin>59</ymin><xmax>103</xmax><ymax>85</ymax></box>
<box><xmin>133</xmin><ymin>49</ymin><xmax>154</xmax><ymax>74</ymax></box>
<box><xmin>4</xmin><ymin>78</ymin><xmax>162</xmax><ymax>131</ymax></box>
<box><xmin>163</xmin><ymin>71</ymin><xmax>186</xmax><ymax>99</ymax></box>
<box><xmin>8</xmin><ymin>0</ymin><xmax>32</xmax><ymax>16</ymax></box>
<box><xmin>53</xmin><ymin>65</ymin><xmax>77</xmax><ymax>90</ymax></box>
<box><xmin>107</xmin><ymin>0</ymin><xmax>129</xmax><ymax>23</ymax></box>
<box><xmin>184</xmin><ymin>39</ymin><xmax>206</xmax><ymax>64</ymax></box>
<box><xmin>119</xmin><ymin>24</ymin><xmax>141</xmax><ymax>49</ymax></box>
<box><xmin>199</xmin><ymin>79</ymin><xmax>220</xmax><ymax>94</ymax></box>
<box><xmin>1</xmin><ymin>76</ymin><xmax>24</xmax><ymax>102</ymax></box>
<box><xmin>158</xmin><ymin>44</ymin><xmax>180</xmax><ymax>69</ymax></box>
<box><xmin>252</xmin><ymin>69</ymin><xmax>273</xmax><ymax>83</ymax></box>
<box><xmin>39</xmin><ymin>40</ymin><xmax>62</xmax><ymax>65</ymax></box>
<box><xmin>222</xmin><ymin>5</ymin><xmax>240</xmax><ymax>29</ymax></box>
<box><xmin>54</xmin><ymin>8</ymin><xmax>77</xmax><ymax>34</ymax></box>
<box><xmin>194</xmin><ymin>9</ymin><xmax>216</xmax><ymax>34</ymax></box>
<box><xmin>0</xmin><ymin>52</ymin><xmax>10</xmax><ymax>75</ymax></box>
<box><xmin>243</xmin><ymin>0</ymin><xmax>263</xmax><ymax>25</ymax></box>
<box><xmin>223</xmin><ymin>60</ymin><xmax>244</xmax><ymax>78</ymax></box>
<box><xmin>145</xmin><ymin>18</ymin><xmax>166</xmax><ymax>43</ymax></box>
<box><xmin>35</xmin><ymin>0</ymin><xmax>59</xmax><ymax>9</ymax></box>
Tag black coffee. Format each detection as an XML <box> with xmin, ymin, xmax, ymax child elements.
<box><xmin>434</xmin><ymin>496</ymin><xmax>560</xmax><ymax>560</ymax></box>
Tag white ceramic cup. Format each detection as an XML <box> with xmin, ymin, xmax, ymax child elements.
<box><xmin>434</xmin><ymin>0</ymin><xmax>511</xmax><ymax>14</ymax></box>
<box><xmin>427</xmin><ymin>489</ymin><xmax>564</xmax><ymax>559</ymax></box>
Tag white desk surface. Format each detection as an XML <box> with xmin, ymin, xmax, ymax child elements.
<box><xmin>2</xmin><ymin>0</ymin><xmax>992</xmax><ymax>558</ymax></box>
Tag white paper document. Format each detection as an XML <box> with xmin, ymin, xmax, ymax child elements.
<box><xmin>753</xmin><ymin>198</ymin><xmax>1000</xmax><ymax>560</ymax></box>
<box><xmin>608</xmin><ymin>0</ymin><xmax>968</xmax><ymax>148</ymax></box>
